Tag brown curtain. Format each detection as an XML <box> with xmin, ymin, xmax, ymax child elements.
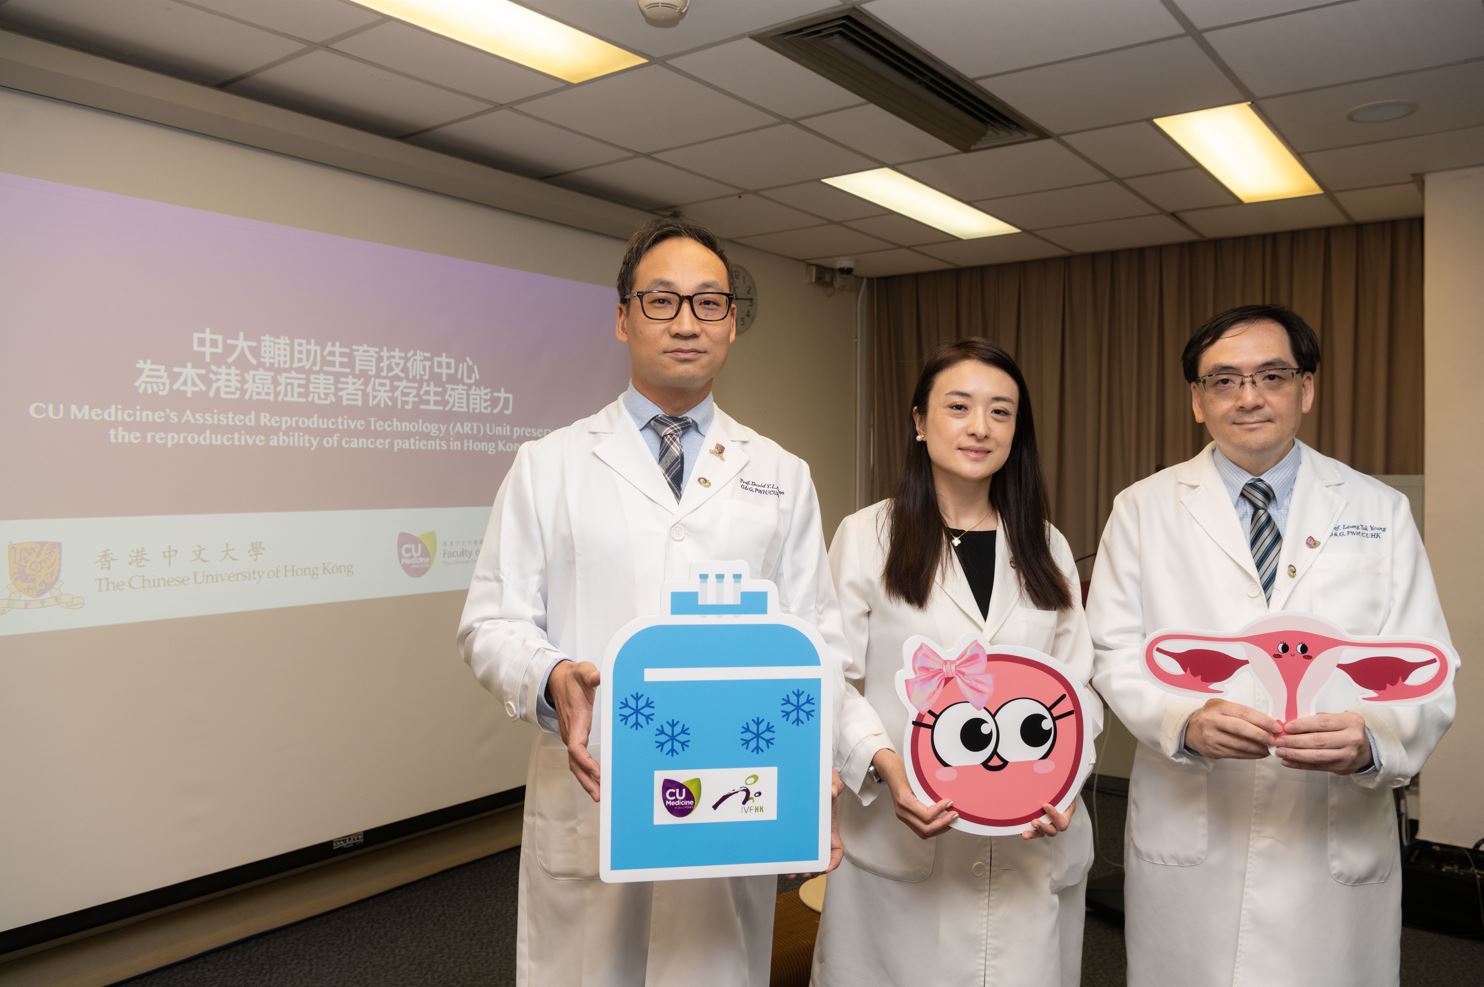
<box><xmin>869</xmin><ymin>219</ymin><xmax>1423</xmax><ymax>573</ymax></box>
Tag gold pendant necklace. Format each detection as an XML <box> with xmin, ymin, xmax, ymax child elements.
<box><xmin>944</xmin><ymin>505</ymin><xmax>992</xmax><ymax>547</ymax></box>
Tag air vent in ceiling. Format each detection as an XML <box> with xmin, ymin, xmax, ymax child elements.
<box><xmin>755</xmin><ymin>10</ymin><xmax>1043</xmax><ymax>154</ymax></box>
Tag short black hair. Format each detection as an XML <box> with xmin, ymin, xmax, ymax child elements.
<box><xmin>615</xmin><ymin>217</ymin><xmax>729</xmax><ymax>300</ymax></box>
<box><xmin>1181</xmin><ymin>304</ymin><xmax>1322</xmax><ymax>382</ymax></box>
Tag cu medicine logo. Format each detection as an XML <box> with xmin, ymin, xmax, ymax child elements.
<box><xmin>661</xmin><ymin>777</ymin><xmax>701</xmax><ymax>818</ymax></box>
<box><xmin>397</xmin><ymin>531</ymin><xmax>437</xmax><ymax>577</ymax></box>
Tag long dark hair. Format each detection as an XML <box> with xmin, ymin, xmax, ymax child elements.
<box><xmin>882</xmin><ymin>339</ymin><xmax>1072</xmax><ymax>612</ymax></box>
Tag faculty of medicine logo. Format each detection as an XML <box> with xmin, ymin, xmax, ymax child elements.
<box><xmin>660</xmin><ymin>777</ymin><xmax>701</xmax><ymax>818</ymax></box>
<box><xmin>397</xmin><ymin>531</ymin><xmax>437</xmax><ymax>577</ymax></box>
<box><xmin>1</xmin><ymin>541</ymin><xmax>84</xmax><ymax>615</ymax></box>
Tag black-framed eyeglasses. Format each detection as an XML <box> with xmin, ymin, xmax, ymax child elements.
<box><xmin>1196</xmin><ymin>367</ymin><xmax>1304</xmax><ymax>395</ymax></box>
<box><xmin>624</xmin><ymin>290</ymin><xmax>734</xmax><ymax>322</ymax></box>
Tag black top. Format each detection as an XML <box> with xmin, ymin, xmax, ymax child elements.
<box><xmin>950</xmin><ymin>529</ymin><xmax>997</xmax><ymax>619</ymax></box>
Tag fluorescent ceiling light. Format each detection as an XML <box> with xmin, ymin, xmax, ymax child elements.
<box><xmin>347</xmin><ymin>0</ymin><xmax>645</xmax><ymax>84</ymax></box>
<box><xmin>822</xmin><ymin>169</ymin><xmax>1018</xmax><ymax>240</ymax></box>
<box><xmin>1154</xmin><ymin>102</ymin><xmax>1322</xmax><ymax>204</ymax></box>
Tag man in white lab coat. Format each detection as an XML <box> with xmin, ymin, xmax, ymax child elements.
<box><xmin>458</xmin><ymin>218</ymin><xmax>889</xmax><ymax>986</ymax></box>
<box><xmin>1087</xmin><ymin>305</ymin><xmax>1456</xmax><ymax>986</ymax></box>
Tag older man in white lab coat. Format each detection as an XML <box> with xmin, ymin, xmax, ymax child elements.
<box><xmin>1087</xmin><ymin>304</ymin><xmax>1456</xmax><ymax>987</ymax></box>
<box><xmin>458</xmin><ymin>218</ymin><xmax>889</xmax><ymax>986</ymax></box>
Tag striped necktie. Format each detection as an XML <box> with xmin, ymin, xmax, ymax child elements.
<box><xmin>648</xmin><ymin>414</ymin><xmax>693</xmax><ymax>501</ymax></box>
<box><xmin>1241</xmin><ymin>478</ymin><xmax>1280</xmax><ymax>601</ymax></box>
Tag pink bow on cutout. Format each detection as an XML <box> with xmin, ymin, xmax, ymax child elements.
<box><xmin>905</xmin><ymin>640</ymin><xmax>995</xmax><ymax>712</ymax></box>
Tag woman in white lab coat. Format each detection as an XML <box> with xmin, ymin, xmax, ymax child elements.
<box><xmin>811</xmin><ymin>339</ymin><xmax>1099</xmax><ymax>987</ymax></box>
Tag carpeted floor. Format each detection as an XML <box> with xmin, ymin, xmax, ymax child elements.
<box><xmin>119</xmin><ymin>787</ymin><xmax>1483</xmax><ymax>986</ymax></box>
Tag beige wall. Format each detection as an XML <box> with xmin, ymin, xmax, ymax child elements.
<box><xmin>1420</xmin><ymin>164</ymin><xmax>1484</xmax><ymax>847</ymax></box>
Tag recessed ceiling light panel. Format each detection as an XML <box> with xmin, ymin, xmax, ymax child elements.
<box><xmin>822</xmin><ymin>169</ymin><xmax>1018</xmax><ymax>240</ymax></box>
<box><xmin>1154</xmin><ymin>102</ymin><xmax>1322</xmax><ymax>204</ymax></box>
<box><xmin>347</xmin><ymin>0</ymin><xmax>645</xmax><ymax>84</ymax></box>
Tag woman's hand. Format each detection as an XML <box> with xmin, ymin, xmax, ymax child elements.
<box><xmin>1020</xmin><ymin>800</ymin><xmax>1075</xmax><ymax>840</ymax></box>
<box><xmin>871</xmin><ymin>749</ymin><xmax>957</xmax><ymax>839</ymax></box>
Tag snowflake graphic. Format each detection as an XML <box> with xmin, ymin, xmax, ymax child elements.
<box><xmin>780</xmin><ymin>689</ymin><xmax>816</xmax><ymax>726</ymax></box>
<box><xmin>654</xmin><ymin>718</ymin><xmax>691</xmax><ymax>757</ymax></box>
<box><xmin>740</xmin><ymin>717</ymin><xmax>776</xmax><ymax>755</ymax></box>
<box><xmin>618</xmin><ymin>691</ymin><xmax>655</xmax><ymax>730</ymax></box>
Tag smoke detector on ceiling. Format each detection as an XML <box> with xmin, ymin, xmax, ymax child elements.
<box><xmin>638</xmin><ymin>0</ymin><xmax>689</xmax><ymax>28</ymax></box>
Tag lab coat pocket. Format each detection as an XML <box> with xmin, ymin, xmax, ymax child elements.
<box><xmin>1309</xmin><ymin>556</ymin><xmax>1389</xmax><ymax>634</ymax></box>
<box><xmin>530</xmin><ymin>742</ymin><xmax>599</xmax><ymax>880</ymax></box>
<box><xmin>1326</xmin><ymin>777</ymin><xmax>1397</xmax><ymax>886</ymax></box>
<box><xmin>1128</xmin><ymin>746</ymin><xmax>1207</xmax><ymax>866</ymax></box>
<box><xmin>1048</xmin><ymin>798</ymin><xmax>1095</xmax><ymax>892</ymax></box>
<box><xmin>839</xmin><ymin>786</ymin><xmax>935</xmax><ymax>883</ymax></box>
<box><xmin>1006</xmin><ymin>607</ymin><xmax>1058</xmax><ymax>653</ymax></box>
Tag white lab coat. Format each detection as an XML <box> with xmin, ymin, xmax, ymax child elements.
<box><xmin>810</xmin><ymin>501</ymin><xmax>1099</xmax><ymax>987</ymax></box>
<box><xmin>458</xmin><ymin>397</ymin><xmax>889</xmax><ymax>987</ymax></box>
<box><xmin>1086</xmin><ymin>442</ymin><xmax>1457</xmax><ymax>987</ymax></box>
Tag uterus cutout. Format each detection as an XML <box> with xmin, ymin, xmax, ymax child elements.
<box><xmin>1143</xmin><ymin>613</ymin><xmax>1457</xmax><ymax>722</ymax></box>
<box><xmin>894</xmin><ymin>636</ymin><xmax>1096</xmax><ymax>837</ymax></box>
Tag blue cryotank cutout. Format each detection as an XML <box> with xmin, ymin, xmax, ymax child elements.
<box><xmin>599</xmin><ymin>562</ymin><xmax>833</xmax><ymax>882</ymax></box>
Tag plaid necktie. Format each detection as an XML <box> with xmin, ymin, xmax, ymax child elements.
<box><xmin>648</xmin><ymin>414</ymin><xmax>693</xmax><ymax>501</ymax></box>
<box><xmin>1241</xmin><ymin>478</ymin><xmax>1280</xmax><ymax>601</ymax></box>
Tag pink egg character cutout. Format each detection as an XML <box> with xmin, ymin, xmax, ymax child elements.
<box><xmin>894</xmin><ymin>636</ymin><xmax>1096</xmax><ymax>836</ymax></box>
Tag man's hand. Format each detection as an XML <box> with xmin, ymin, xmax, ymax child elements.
<box><xmin>547</xmin><ymin>659</ymin><xmax>602</xmax><ymax>802</ymax></box>
<box><xmin>1021</xmin><ymin>800</ymin><xmax>1075</xmax><ymax>840</ymax></box>
<box><xmin>1184</xmin><ymin>698</ymin><xmax>1282</xmax><ymax>759</ymax></box>
<box><xmin>871</xmin><ymin>749</ymin><xmax>957</xmax><ymax>839</ymax></box>
<box><xmin>1275</xmin><ymin>712</ymin><xmax>1372</xmax><ymax>774</ymax></box>
<box><xmin>826</xmin><ymin>770</ymin><xmax>844</xmax><ymax>873</ymax></box>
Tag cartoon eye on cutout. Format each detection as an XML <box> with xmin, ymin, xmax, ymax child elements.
<box><xmin>993</xmin><ymin>696</ymin><xmax>1062</xmax><ymax>762</ymax></box>
<box><xmin>1277</xmin><ymin>641</ymin><xmax>1290</xmax><ymax>654</ymax></box>
<box><xmin>926</xmin><ymin>702</ymin><xmax>998</xmax><ymax>767</ymax></box>
<box><xmin>1297</xmin><ymin>641</ymin><xmax>1310</xmax><ymax>657</ymax></box>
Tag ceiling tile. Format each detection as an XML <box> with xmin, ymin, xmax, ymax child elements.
<box><xmin>1171</xmin><ymin>0</ymin><xmax>1337</xmax><ymax>30</ymax></box>
<box><xmin>409</xmin><ymin>110</ymin><xmax>629</xmax><ymax>177</ymax></box>
<box><xmin>980</xmin><ymin>37</ymin><xmax>1244</xmax><ymax>133</ymax></box>
<box><xmin>186</xmin><ymin>0</ymin><xmax>380</xmax><ymax>43</ymax></box>
<box><xmin>1334</xmin><ymin>183</ymin><xmax>1424</xmax><ymax>222</ymax></box>
<box><xmin>679</xmin><ymin>194</ymin><xmax>821</xmax><ymax>239</ymax></box>
<box><xmin>868</xmin><ymin>0</ymin><xmax>1182</xmax><ymax>77</ymax></box>
<box><xmin>844</xmin><ymin>213</ymin><xmax>954</xmax><ymax>247</ymax></box>
<box><xmin>331</xmin><ymin>21</ymin><xmax>564</xmax><ymax>104</ymax></box>
<box><xmin>1206</xmin><ymin>0</ymin><xmax>1484</xmax><ymax>97</ymax></box>
<box><xmin>667</xmin><ymin>38</ymin><xmax>861</xmax><ymax>118</ymax></box>
<box><xmin>230</xmin><ymin>48</ymin><xmax>490</xmax><ymax>137</ymax></box>
<box><xmin>798</xmin><ymin>104</ymin><xmax>957</xmax><ymax>164</ymax></box>
<box><xmin>916</xmin><ymin>234</ymin><xmax>1069</xmax><ymax>267</ymax></box>
<box><xmin>900</xmin><ymin>140</ymin><xmax>1105</xmax><ymax>201</ymax></box>
<box><xmin>758</xmin><ymin>182</ymin><xmax>887</xmax><ymax>221</ymax></box>
<box><xmin>1062</xmin><ymin>122</ymin><xmax>1193</xmax><ymax>177</ymax></box>
<box><xmin>1124</xmin><ymin>169</ymin><xmax>1239</xmax><ymax>211</ymax></box>
<box><xmin>656</xmin><ymin>125</ymin><xmax>874</xmax><ymax>190</ymax></box>
<box><xmin>516</xmin><ymin>66</ymin><xmax>775</xmax><ymax>153</ymax></box>
<box><xmin>737</xmin><ymin>225</ymin><xmax>894</xmax><ymax>261</ymax></box>
<box><xmin>807</xmin><ymin>248</ymin><xmax>949</xmax><ymax>278</ymax></box>
<box><xmin>1303</xmin><ymin>125</ymin><xmax>1484</xmax><ymax>190</ymax></box>
<box><xmin>0</xmin><ymin>0</ymin><xmax>306</xmax><ymax>86</ymax></box>
<box><xmin>522</xmin><ymin>0</ymin><xmax>838</xmax><ymax>58</ymax></box>
<box><xmin>1039</xmin><ymin>213</ymin><xmax>1196</xmax><ymax>252</ymax></box>
<box><xmin>974</xmin><ymin>182</ymin><xmax>1156</xmax><ymax>230</ymax></box>
<box><xmin>1178</xmin><ymin>195</ymin><xmax>1347</xmax><ymax>238</ymax></box>
<box><xmin>1259</xmin><ymin>61</ymin><xmax>1484</xmax><ymax>153</ymax></box>
<box><xmin>552</xmin><ymin>157</ymin><xmax>736</xmax><ymax>210</ymax></box>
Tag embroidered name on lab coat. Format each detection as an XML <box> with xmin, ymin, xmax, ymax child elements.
<box><xmin>1330</xmin><ymin>523</ymin><xmax>1387</xmax><ymax>540</ymax></box>
<box><xmin>739</xmin><ymin>479</ymin><xmax>785</xmax><ymax>497</ymax></box>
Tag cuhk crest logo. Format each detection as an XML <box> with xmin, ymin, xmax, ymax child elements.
<box><xmin>2</xmin><ymin>541</ymin><xmax>84</xmax><ymax>615</ymax></box>
<box><xmin>397</xmin><ymin>531</ymin><xmax>436</xmax><ymax>577</ymax></box>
